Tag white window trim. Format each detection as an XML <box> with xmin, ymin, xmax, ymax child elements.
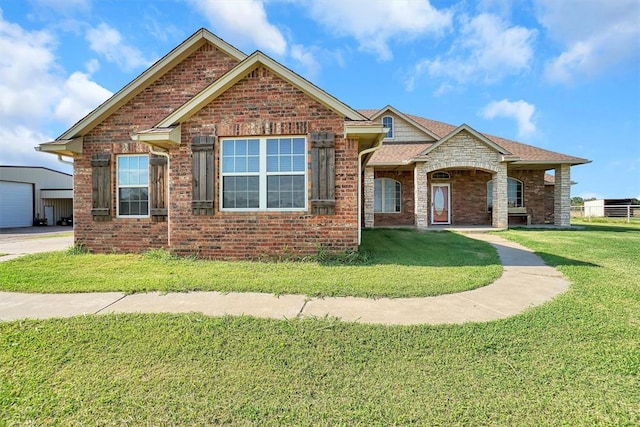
<box><xmin>374</xmin><ymin>177</ymin><xmax>402</xmax><ymax>213</ymax></box>
<box><xmin>116</xmin><ymin>154</ymin><xmax>150</xmax><ymax>218</ymax></box>
<box><xmin>382</xmin><ymin>116</ymin><xmax>394</xmax><ymax>140</ymax></box>
<box><xmin>219</xmin><ymin>136</ymin><xmax>308</xmax><ymax>212</ymax></box>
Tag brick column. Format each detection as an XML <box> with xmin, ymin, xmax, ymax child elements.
<box><xmin>554</xmin><ymin>164</ymin><xmax>571</xmax><ymax>227</ymax></box>
<box><xmin>364</xmin><ymin>166</ymin><xmax>375</xmax><ymax>228</ymax></box>
<box><xmin>492</xmin><ymin>164</ymin><xmax>508</xmax><ymax>228</ymax></box>
<box><xmin>414</xmin><ymin>162</ymin><xmax>429</xmax><ymax>229</ymax></box>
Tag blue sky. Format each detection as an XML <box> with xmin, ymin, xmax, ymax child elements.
<box><xmin>1</xmin><ymin>0</ymin><xmax>638</xmax><ymax>199</ymax></box>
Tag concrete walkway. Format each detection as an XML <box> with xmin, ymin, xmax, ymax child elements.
<box><xmin>0</xmin><ymin>233</ymin><xmax>569</xmax><ymax>325</ymax></box>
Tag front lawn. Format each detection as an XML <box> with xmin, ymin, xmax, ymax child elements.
<box><xmin>1</xmin><ymin>224</ymin><xmax>638</xmax><ymax>425</ymax></box>
<box><xmin>0</xmin><ymin>228</ymin><xmax>500</xmax><ymax>298</ymax></box>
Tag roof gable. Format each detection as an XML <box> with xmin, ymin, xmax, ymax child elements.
<box><xmin>157</xmin><ymin>51</ymin><xmax>367</xmax><ymax>127</ymax></box>
<box><xmin>360</xmin><ymin>106</ymin><xmax>440</xmax><ymax>140</ymax></box>
<box><xmin>420</xmin><ymin>123</ymin><xmax>514</xmax><ymax>158</ymax></box>
<box><xmin>58</xmin><ymin>29</ymin><xmax>247</xmax><ymax>140</ymax></box>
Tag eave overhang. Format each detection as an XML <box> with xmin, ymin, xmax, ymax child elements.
<box><xmin>36</xmin><ymin>137</ymin><xmax>83</xmax><ymax>157</ymax></box>
<box><xmin>130</xmin><ymin>125</ymin><xmax>181</xmax><ymax>150</ymax></box>
<box><xmin>344</xmin><ymin>123</ymin><xmax>389</xmax><ymax>152</ymax></box>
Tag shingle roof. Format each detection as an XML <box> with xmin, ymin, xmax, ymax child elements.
<box><xmin>360</xmin><ymin>109</ymin><xmax>589</xmax><ymax>166</ymax></box>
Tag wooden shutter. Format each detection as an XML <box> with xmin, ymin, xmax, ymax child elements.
<box><xmin>150</xmin><ymin>155</ymin><xmax>168</xmax><ymax>222</ymax></box>
<box><xmin>310</xmin><ymin>132</ymin><xmax>335</xmax><ymax>215</ymax></box>
<box><xmin>191</xmin><ymin>136</ymin><xmax>215</xmax><ymax>215</ymax></box>
<box><xmin>91</xmin><ymin>153</ymin><xmax>111</xmax><ymax>221</ymax></box>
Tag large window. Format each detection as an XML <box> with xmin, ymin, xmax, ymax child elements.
<box><xmin>382</xmin><ymin>116</ymin><xmax>394</xmax><ymax>139</ymax></box>
<box><xmin>487</xmin><ymin>177</ymin><xmax>523</xmax><ymax>210</ymax></box>
<box><xmin>221</xmin><ymin>137</ymin><xmax>307</xmax><ymax>211</ymax></box>
<box><xmin>374</xmin><ymin>178</ymin><xmax>401</xmax><ymax>213</ymax></box>
<box><xmin>117</xmin><ymin>154</ymin><xmax>149</xmax><ymax>217</ymax></box>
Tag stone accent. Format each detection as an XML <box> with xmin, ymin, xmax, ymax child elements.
<box><xmin>414</xmin><ymin>162</ymin><xmax>429</xmax><ymax>228</ymax></box>
<box><xmin>554</xmin><ymin>164</ymin><xmax>571</xmax><ymax>226</ymax></box>
<box><xmin>363</xmin><ymin>167</ymin><xmax>375</xmax><ymax>228</ymax></box>
<box><xmin>423</xmin><ymin>130</ymin><xmax>502</xmax><ymax>174</ymax></box>
<box><xmin>492</xmin><ymin>164</ymin><xmax>508</xmax><ymax>228</ymax></box>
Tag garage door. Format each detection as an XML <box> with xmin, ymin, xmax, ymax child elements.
<box><xmin>0</xmin><ymin>181</ymin><xmax>33</xmax><ymax>228</ymax></box>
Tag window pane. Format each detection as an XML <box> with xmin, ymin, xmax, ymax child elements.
<box><xmin>223</xmin><ymin>140</ymin><xmax>235</xmax><ymax>156</ymax></box>
<box><xmin>267</xmin><ymin>139</ymin><xmax>278</xmax><ymax>155</ymax></box>
<box><xmin>281</xmin><ymin>138</ymin><xmax>292</xmax><ymax>154</ymax></box>
<box><xmin>222</xmin><ymin>157</ymin><xmax>234</xmax><ymax>173</ymax></box>
<box><xmin>236</xmin><ymin>139</ymin><xmax>247</xmax><ymax>155</ymax></box>
<box><xmin>247</xmin><ymin>139</ymin><xmax>260</xmax><ymax>155</ymax></box>
<box><xmin>292</xmin><ymin>155</ymin><xmax>305</xmax><ymax>171</ymax></box>
<box><xmin>223</xmin><ymin>176</ymin><xmax>259</xmax><ymax>209</ymax></box>
<box><xmin>374</xmin><ymin>179</ymin><xmax>382</xmax><ymax>212</ymax></box>
<box><xmin>293</xmin><ymin>138</ymin><xmax>305</xmax><ymax>154</ymax></box>
<box><xmin>267</xmin><ymin>156</ymin><xmax>278</xmax><ymax>172</ymax></box>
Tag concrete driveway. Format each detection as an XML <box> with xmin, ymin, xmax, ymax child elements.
<box><xmin>0</xmin><ymin>226</ymin><xmax>74</xmax><ymax>262</ymax></box>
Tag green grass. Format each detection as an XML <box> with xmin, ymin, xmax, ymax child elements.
<box><xmin>1</xmin><ymin>224</ymin><xmax>638</xmax><ymax>425</ymax></box>
<box><xmin>0</xmin><ymin>229</ymin><xmax>501</xmax><ymax>298</ymax></box>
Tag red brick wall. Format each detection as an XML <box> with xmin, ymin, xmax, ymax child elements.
<box><xmin>74</xmin><ymin>59</ymin><xmax>359</xmax><ymax>258</ymax></box>
<box><xmin>74</xmin><ymin>44</ymin><xmax>240</xmax><ymax>254</ymax></box>
<box><xmin>445</xmin><ymin>170</ymin><xmax>493</xmax><ymax>225</ymax></box>
<box><xmin>169</xmin><ymin>66</ymin><xmax>358</xmax><ymax>259</ymax></box>
<box><xmin>373</xmin><ymin>170</ymin><xmax>415</xmax><ymax>226</ymax></box>
<box><xmin>510</xmin><ymin>170</ymin><xmax>546</xmax><ymax>224</ymax></box>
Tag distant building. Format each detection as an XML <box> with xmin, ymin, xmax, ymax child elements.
<box><xmin>584</xmin><ymin>198</ymin><xmax>637</xmax><ymax>217</ymax></box>
<box><xmin>0</xmin><ymin>166</ymin><xmax>73</xmax><ymax>228</ymax></box>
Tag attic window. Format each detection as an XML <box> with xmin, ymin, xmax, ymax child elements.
<box><xmin>431</xmin><ymin>171</ymin><xmax>450</xmax><ymax>180</ymax></box>
<box><xmin>382</xmin><ymin>116</ymin><xmax>394</xmax><ymax>139</ymax></box>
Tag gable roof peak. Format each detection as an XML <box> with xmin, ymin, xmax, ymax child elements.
<box><xmin>56</xmin><ymin>28</ymin><xmax>247</xmax><ymax>141</ymax></box>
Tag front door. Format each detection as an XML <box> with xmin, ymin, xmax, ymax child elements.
<box><xmin>431</xmin><ymin>184</ymin><xmax>450</xmax><ymax>224</ymax></box>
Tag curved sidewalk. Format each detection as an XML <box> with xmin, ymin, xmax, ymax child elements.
<box><xmin>0</xmin><ymin>234</ymin><xmax>569</xmax><ymax>325</ymax></box>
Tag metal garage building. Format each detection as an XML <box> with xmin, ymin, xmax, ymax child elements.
<box><xmin>0</xmin><ymin>166</ymin><xmax>73</xmax><ymax>228</ymax></box>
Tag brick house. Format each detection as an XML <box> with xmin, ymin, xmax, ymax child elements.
<box><xmin>38</xmin><ymin>29</ymin><xmax>588</xmax><ymax>258</ymax></box>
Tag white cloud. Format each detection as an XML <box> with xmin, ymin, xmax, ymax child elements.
<box><xmin>407</xmin><ymin>13</ymin><xmax>536</xmax><ymax>90</ymax></box>
<box><xmin>0</xmin><ymin>14</ymin><xmax>61</xmax><ymax>125</ymax></box>
<box><xmin>0</xmin><ymin>125</ymin><xmax>71</xmax><ymax>173</ymax></box>
<box><xmin>481</xmin><ymin>99</ymin><xmax>536</xmax><ymax>137</ymax></box>
<box><xmin>0</xmin><ymin>13</ymin><xmax>110</xmax><ymax>169</ymax></box>
<box><xmin>86</xmin><ymin>23</ymin><xmax>154</xmax><ymax>71</ymax></box>
<box><xmin>301</xmin><ymin>0</ymin><xmax>452</xmax><ymax>60</ymax></box>
<box><xmin>290</xmin><ymin>44</ymin><xmax>320</xmax><ymax>79</ymax></box>
<box><xmin>535</xmin><ymin>0</ymin><xmax>640</xmax><ymax>83</ymax></box>
<box><xmin>54</xmin><ymin>71</ymin><xmax>113</xmax><ymax>126</ymax></box>
<box><xmin>187</xmin><ymin>0</ymin><xmax>287</xmax><ymax>55</ymax></box>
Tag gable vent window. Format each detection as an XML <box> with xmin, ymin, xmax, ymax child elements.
<box><xmin>432</xmin><ymin>171</ymin><xmax>450</xmax><ymax>180</ymax></box>
<box><xmin>382</xmin><ymin>116</ymin><xmax>394</xmax><ymax>139</ymax></box>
